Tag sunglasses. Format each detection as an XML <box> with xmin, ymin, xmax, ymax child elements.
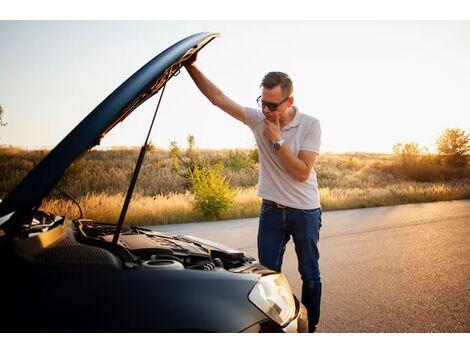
<box><xmin>256</xmin><ymin>95</ymin><xmax>289</xmax><ymax>111</ymax></box>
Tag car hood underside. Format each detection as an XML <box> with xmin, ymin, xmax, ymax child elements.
<box><xmin>0</xmin><ymin>32</ymin><xmax>219</xmax><ymax>234</ymax></box>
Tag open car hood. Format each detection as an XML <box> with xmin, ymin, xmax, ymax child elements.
<box><xmin>0</xmin><ymin>32</ymin><xmax>219</xmax><ymax>228</ymax></box>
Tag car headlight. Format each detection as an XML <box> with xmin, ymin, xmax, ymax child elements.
<box><xmin>248</xmin><ymin>273</ymin><xmax>296</xmax><ymax>326</ymax></box>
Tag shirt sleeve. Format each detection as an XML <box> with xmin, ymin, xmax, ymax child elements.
<box><xmin>300</xmin><ymin>118</ymin><xmax>321</xmax><ymax>153</ymax></box>
<box><xmin>244</xmin><ymin>107</ymin><xmax>263</xmax><ymax>130</ymax></box>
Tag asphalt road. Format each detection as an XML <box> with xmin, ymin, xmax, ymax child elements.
<box><xmin>149</xmin><ymin>200</ymin><xmax>470</xmax><ymax>332</ymax></box>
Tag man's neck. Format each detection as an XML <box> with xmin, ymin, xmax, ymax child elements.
<box><xmin>279</xmin><ymin>106</ymin><xmax>296</xmax><ymax>129</ymax></box>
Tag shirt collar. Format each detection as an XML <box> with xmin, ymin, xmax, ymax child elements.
<box><xmin>281</xmin><ymin>106</ymin><xmax>301</xmax><ymax>131</ymax></box>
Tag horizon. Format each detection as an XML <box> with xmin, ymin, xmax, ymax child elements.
<box><xmin>0</xmin><ymin>143</ymin><xmax>451</xmax><ymax>156</ymax></box>
<box><xmin>1</xmin><ymin>21</ymin><xmax>469</xmax><ymax>153</ymax></box>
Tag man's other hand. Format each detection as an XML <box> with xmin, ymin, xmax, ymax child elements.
<box><xmin>263</xmin><ymin>116</ymin><xmax>282</xmax><ymax>143</ymax></box>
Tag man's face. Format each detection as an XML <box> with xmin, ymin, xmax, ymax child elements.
<box><xmin>260</xmin><ymin>86</ymin><xmax>291</xmax><ymax>121</ymax></box>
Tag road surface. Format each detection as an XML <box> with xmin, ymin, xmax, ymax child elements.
<box><xmin>149</xmin><ymin>200</ymin><xmax>470</xmax><ymax>332</ymax></box>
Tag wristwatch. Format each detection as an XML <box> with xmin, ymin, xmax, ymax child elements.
<box><xmin>273</xmin><ymin>138</ymin><xmax>285</xmax><ymax>151</ymax></box>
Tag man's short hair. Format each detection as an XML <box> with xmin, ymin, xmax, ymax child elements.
<box><xmin>260</xmin><ymin>72</ymin><xmax>293</xmax><ymax>97</ymax></box>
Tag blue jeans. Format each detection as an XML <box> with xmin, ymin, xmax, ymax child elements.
<box><xmin>257</xmin><ymin>202</ymin><xmax>322</xmax><ymax>332</ymax></box>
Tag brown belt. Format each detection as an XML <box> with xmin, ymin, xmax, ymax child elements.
<box><xmin>262</xmin><ymin>199</ymin><xmax>288</xmax><ymax>208</ymax></box>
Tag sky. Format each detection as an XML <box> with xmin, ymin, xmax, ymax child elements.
<box><xmin>1</xmin><ymin>20</ymin><xmax>469</xmax><ymax>153</ymax></box>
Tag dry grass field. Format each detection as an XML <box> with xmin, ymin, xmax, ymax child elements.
<box><xmin>1</xmin><ymin>147</ymin><xmax>469</xmax><ymax>225</ymax></box>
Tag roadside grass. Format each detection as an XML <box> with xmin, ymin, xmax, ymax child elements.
<box><xmin>320</xmin><ymin>181</ymin><xmax>470</xmax><ymax>210</ymax></box>
<box><xmin>40</xmin><ymin>180</ymin><xmax>470</xmax><ymax>225</ymax></box>
<box><xmin>40</xmin><ymin>188</ymin><xmax>263</xmax><ymax>226</ymax></box>
<box><xmin>4</xmin><ymin>146</ymin><xmax>469</xmax><ymax>225</ymax></box>
<box><xmin>42</xmin><ymin>192</ymin><xmax>199</xmax><ymax>226</ymax></box>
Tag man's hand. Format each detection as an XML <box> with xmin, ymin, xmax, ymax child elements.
<box><xmin>263</xmin><ymin>116</ymin><xmax>282</xmax><ymax>143</ymax></box>
<box><xmin>184</xmin><ymin>52</ymin><xmax>198</xmax><ymax>66</ymax></box>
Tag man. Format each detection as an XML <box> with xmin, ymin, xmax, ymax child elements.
<box><xmin>185</xmin><ymin>54</ymin><xmax>322</xmax><ymax>332</ymax></box>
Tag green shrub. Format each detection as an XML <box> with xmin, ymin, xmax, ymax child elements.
<box><xmin>188</xmin><ymin>162</ymin><xmax>235</xmax><ymax>220</ymax></box>
<box><xmin>225</xmin><ymin>149</ymin><xmax>252</xmax><ymax>170</ymax></box>
<box><xmin>249</xmin><ymin>146</ymin><xmax>259</xmax><ymax>164</ymax></box>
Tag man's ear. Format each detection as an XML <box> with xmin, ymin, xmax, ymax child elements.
<box><xmin>288</xmin><ymin>96</ymin><xmax>294</xmax><ymax>107</ymax></box>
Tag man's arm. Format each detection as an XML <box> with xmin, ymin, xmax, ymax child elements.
<box><xmin>278</xmin><ymin>148</ymin><xmax>318</xmax><ymax>182</ymax></box>
<box><xmin>263</xmin><ymin>117</ymin><xmax>318</xmax><ymax>182</ymax></box>
<box><xmin>185</xmin><ymin>59</ymin><xmax>246</xmax><ymax>123</ymax></box>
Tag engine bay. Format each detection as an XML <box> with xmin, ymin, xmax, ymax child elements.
<box><xmin>77</xmin><ymin>220</ymin><xmax>255</xmax><ymax>271</ymax></box>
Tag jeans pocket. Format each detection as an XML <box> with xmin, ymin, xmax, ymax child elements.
<box><xmin>260</xmin><ymin>202</ymin><xmax>273</xmax><ymax>215</ymax></box>
<box><xmin>300</xmin><ymin>208</ymin><xmax>320</xmax><ymax>215</ymax></box>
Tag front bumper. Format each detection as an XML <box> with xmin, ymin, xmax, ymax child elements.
<box><xmin>242</xmin><ymin>297</ymin><xmax>308</xmax><ymax>333</ymax></box>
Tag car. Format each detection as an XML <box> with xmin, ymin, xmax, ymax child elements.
<box><xmin>0</xmin><ymin>32</ymin><xmax>308</xmax><ymax>333</ymax></box>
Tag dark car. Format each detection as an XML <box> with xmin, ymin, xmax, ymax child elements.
<box><xmin>0</xmin><ymin>32</ymin><xmax>308</xmax><ymax>333</ymax></box>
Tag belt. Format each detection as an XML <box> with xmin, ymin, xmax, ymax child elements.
<box><xmin>262</xmin><ymin>199</ymin><xmax>288</xmax><ymax>208</ymax></box>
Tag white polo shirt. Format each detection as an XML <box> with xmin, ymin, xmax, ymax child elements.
<box><xmin>245</xmin><ymin>106</ymin><xmax>321</xmax><ymax>209</ymax></box>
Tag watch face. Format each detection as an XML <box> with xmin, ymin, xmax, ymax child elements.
<box><xmin>273</xmin><ymin>139</ymin><xmax>284</xmax><ymax>150</ymax></box>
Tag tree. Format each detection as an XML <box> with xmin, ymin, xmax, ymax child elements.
<box><xmin>392</xmin><ymin>142</ymin><xmax>422</xmax><ymax>167</ymax></box>
<box><xmin>186</xmin><ymin>134</ymin><xmax>195</xmax><ymax>156</ymax></box>
<box><xmin>436</xmin><ymin>128</ymin><xmax>469</xmax><ymax>167</ymax></box>
<box><xmin>0</xmin><ymin>105</ymin><xmax>7</xmax><ymax>127</ymax></box>
<box><xmin>169</xmin><ymin>140</ymin><xmax>180</xmax><ymax>172</ymax></box>
<box><xmin>144</xmin><ymin>140</ymin><xmax>156</xmax><ymax>153</ymax></box>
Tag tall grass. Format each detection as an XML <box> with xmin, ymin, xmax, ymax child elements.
<box><xmin>320</xmin><ymin>181</ymin><xmax>470</xmax><ymax>210</ymax></box>
<box><xmin>39</xmin><ymin>181</ymin><xmax>470</xmax><ymax>226</ymax></box>
<box><xmin>2</xmin><ymin>147</ymin><xmax>469</xmax><ymax>225</ymax></box>
<box><xmin>42</xmin><ymin>192</ymin><xmax>198</xmax><ymax>226</ymax></box>
<box><xmin>40</xmin><ymin>188</ymin><xmax>263</xmax><ymax>225</ymax></box>
<box><xmin>0</xmin><ymin>147</ymin><xmax>259</xmax><ymax>197</ymax></box>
